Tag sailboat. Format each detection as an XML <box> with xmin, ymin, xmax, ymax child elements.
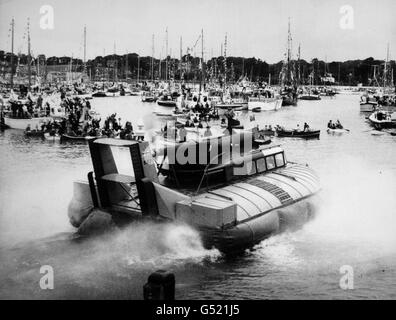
<box><xmin>3</xmin><ymin>19</ymin><xmax>53</xmax><ymax>130</ymax></box>
<box><xmin>214</xmin><ymin>34</ymin><xmax>248</xmax><ymax>111</ymax></box>
<box><xmin>279</xmin><ymin>19</ymin><xmax>298</xmax><ymax>106</ymax></box>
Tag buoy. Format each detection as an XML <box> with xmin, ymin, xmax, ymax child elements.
<box><xmin>143</xmin><ymin>270</ymin><xmax>175</xmax><ymax>300</ymax></box>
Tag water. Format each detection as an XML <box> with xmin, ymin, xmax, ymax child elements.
<box><xmin>1</xmin><ymin>94</ymin><xmax>396</xmax><ymax>299</ymax></box>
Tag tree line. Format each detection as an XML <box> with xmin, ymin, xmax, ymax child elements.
<box><xmin>1</xmin><ymin>50</ymin><xmax>395</xmax><ymax>86</ymax></box>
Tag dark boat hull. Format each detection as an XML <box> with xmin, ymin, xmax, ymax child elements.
<box><xmin>25</xmin><ymin>130</ymin><xmax>45</xmax><ymax>137</ymax></box>
<box><xmin>157</xmin><ymin>100</ymin><xmax>177</xmax><ymax>107</ymax></box>
<box><xmin>281</xmin><ymin>96</ymin><xmax>298</xmax><ymax>106</ymax></box>
<box><xmin>277</xmin><ymin>129</ymin><xmax>320</xmax><ymax>139</ymax></box>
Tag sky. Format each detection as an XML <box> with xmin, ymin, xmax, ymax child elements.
<box><xmin>0</xmin><ymin>0</ymin><xmax>395</xmax><ymax>63</ymax></box>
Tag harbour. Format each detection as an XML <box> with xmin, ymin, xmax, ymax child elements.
<box><xmin>0</xmin><ymin>0</ymin><xmax>396</xmax><ymax>301</ymax></box>
<box><xmin>1</xmin><ymin>93</ymin><xmax>396</xmax><ymax>299</ymax></box>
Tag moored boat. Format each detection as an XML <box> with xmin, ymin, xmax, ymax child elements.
<box><xmin>4</xmin><ymin>115</ymin><xmax>50</xmax><ymax>130</ymax></box>
<box><xmin>44</xmin><ymin>132</ymin><xmax>61</xmax><ymax>141</ymax></box>
<box><xmin>276</xmin><ymin>128</ymin><xmax>320</xmax><ymax>139</ymax></box>
<box><xmin>360</xmin><ymin>96</ymin><xmax>378</xmax><ymax>112</ymax></box>
<box><xmin>327</xmin><ymin>128</ymin><xmax>349</xmax><ymax>134</ymax></box>
<box><xmin>368</xmin><ymin>110</ymin><xmax>396</xmax><ymax>129</ymax></box>
<box><xmin>248</xmin><ymin>97</ymin><xmax>283</xmax><ymax>112</ymax></box>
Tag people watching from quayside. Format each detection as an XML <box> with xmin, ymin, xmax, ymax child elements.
<box><xmin>204</xmin><ymin>125</ymin><xmax>213</xmax><ymax>137</ymax></box>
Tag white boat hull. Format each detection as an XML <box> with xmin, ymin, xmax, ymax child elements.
<box><xmin>44</xmin><ymin>133</ymin><xmax>61</xmax><ymax>141</ymax></box>
<box><xmin>248</xmin><ymin>98</ymin><xmax>282</xmax><ymax>111</ymax></box>
<box><xmin>360</xmin><ymin>102</ymin><xmax>377</xmax><ymax>112</ymax></box>
<box><xmin>4</xmin><ymin>116</ymin><xmax>50</xmax><ymax>130</ymax></box>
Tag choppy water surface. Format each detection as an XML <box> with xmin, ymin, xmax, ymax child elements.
<box><xmin>1</xmin><ymin>94</ymin><xmax>396</xmax><ymax>299</ymax></box>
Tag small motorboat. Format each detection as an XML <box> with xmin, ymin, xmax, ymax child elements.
<box><xmin>298</xmin><ymin>93</ymin><xmax>321</xmax><ymax>100</ymax></box>
<box><xmin>327</xmin><ymin>128</ymin><xmax>350</xmax><ymax>134</ymax></box>
<box><xmin>253</xmin><ymin>137</ymin><xmax>272</xmax><ymax>145</ymax></box>
<box><xmin>25</xmin><ymin>129</ymin><xmax>45</xmax><ymax>138</ymax></box>
<box><xmin>276</xmin><ymin>128</ymin><xmax>320</xmax><ymax>139</ymax></box>
<box><xmin>248</xmin><ymin>97</ymin><xmax>283</xmax><ymax>112</ymax></box>
<box><xmin>61</xmin><ymin>134</ymin><xmax>88</xmax><ymax>142</ymax></box>
<box><xmin>44</xmin><ymin>132</ymin><xmax>61</xmax><ymax>141</ymax></box>
<box><xmin>92</xmin><ymin>91</ymin><xmax>107</xmax><ymax>98</ymax></box>
<box><xmin>360</xmin><ymin>96</ymin><xmax>378</xmax><ymax>112</ymax></box>
<box><xmin>157</xmin><ymin>94</ymin><xmax>177</xmax><ymax>107</ymax></box>
<box><xmin>368</xmin><ymin>110</ymin><xmax>396</xmax><ymax>130</ymax></box>
<box><xmin>141</xmin><ymin>91</ymin><xmax>157</xmax><ymax>103</ymax></box>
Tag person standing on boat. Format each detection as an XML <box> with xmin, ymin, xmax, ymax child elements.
<box><xmin>204</xmin><ymin>125</ymin><xmax>213</xmax><ymax>137</ymax></box>
<box><xmin>303</xmin><ymin>122</ymin><xmax>310</xmax><ymax>132</ymax></box>
<box><xmin>179</xmin><ymin>125</ymin><xmax>187</xmax><ymax>142</ymax></box>
<box><xmin>225</xmin><ymin>107</ymin><xmax>236</xmax><ymax>135</ymax></box>
<box><xmin>37</xmin><ymin>94</ymin><xmax>43</xmax><ymax>110</ymax></box>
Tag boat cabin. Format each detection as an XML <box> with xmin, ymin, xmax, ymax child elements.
<box><xmin>86</xmin><ymin>136</ymin><xmax>287</xmax><ymax>217</ymax></box>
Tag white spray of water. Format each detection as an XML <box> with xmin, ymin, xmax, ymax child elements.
<box><xmin>253</xmin><ymin>154</ymin><xmax>396</xmax><ymax>270</ymax></box>
<box><xmin>112</xmin><ymin>222</ymin><xmax>221</xmax><ymax>267</ymax></box>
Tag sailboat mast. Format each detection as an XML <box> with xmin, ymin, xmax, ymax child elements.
<box><xmin>137</xmin><ymin>55</ymin><xmax>140</xmax><ymax>83</ymax></box>
<box><xmin>223</xmin><ymin>33</ymin><xmax>227</xmax><ymax>89</ymax></box>
<box><xmin>83</xmin><ymin>25</ymin><xmax>87</xmax><ymax>71</ymax></box>
<box><xmin>125</xmin><ymin>51</ymin><xmax>128</xmax><ymax>80</ymax></box>
<box><xmin>165</xmin><ymin>27</ymin><xmax>168</xmax><ymax>81</ymax></box>
<box><xmin>179</xmin><ymin>36</ymin><xmax>182</xmax><ymax>81</ymax></box>
<box><xmin>113</xmin><ymin>42</ymin><xmax>117</xmax><ymax>82</ymax></box>
<box><xmin>201</xmin><ymin>29</ymin><xmax>205</xmax><ymax>91</ymax></box>
<box><xmin>297</xmin><ymin>43</ymin><xmax>301</xmax><ymax>85</ymax></box>
<box><xmin>384</xmin><ymin>43</ymin><xmax>389</xmax><ymax>90</ymax></box>
<box><xmin>287</xmin><ymin>18</ymin><xmax>291</xmax><ymax>83</ymax></box>
<box><xmin>27</xmin><ymin>18</ymin><xmax>31</xmax><ymax>89</ymax></box>
<box><xmin>159</xmin><ymin>54</ymin><xmax>161</xmax><ymax>80</ymax></box>
<box><xmin>10</xmin><ymin>18</ymin><xmax>15</xmax><ymax>89</ymax></box>
<box><xmin>151</xmin><ymin>34</ymin><xmax>154</xmax><ymax>81</ymax></box>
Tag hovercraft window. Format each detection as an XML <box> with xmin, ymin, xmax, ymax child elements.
<box><xmin>266</xmin><ymin>155</ymin><xmax>276</xmax><ymax>170</ymax></box>
<box><xmin>275</xmin><ymin>153</ymin><xmax>285</xmax><ymax>167</ymax></box>
<box><xmin>256</xmin><ymin>158</ymin><xmax>267</xmax><ymax>173</ymax></box>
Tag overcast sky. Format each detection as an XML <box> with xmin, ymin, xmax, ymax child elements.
<box><xmin>0</xmin><ymin>0</ymin><xmax>395</xmax><ymax>63</ymax></box>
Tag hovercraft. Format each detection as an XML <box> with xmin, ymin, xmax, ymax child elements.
<box><xmin>68</xmin><ymin>130</ymin><xmax>320</xmax><ymax>254</ymax></box>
